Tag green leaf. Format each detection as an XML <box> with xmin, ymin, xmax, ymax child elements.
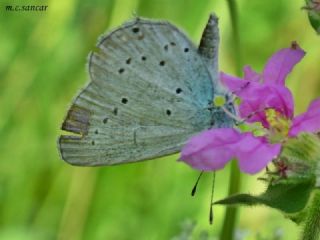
<box><xmin>214</xmin><ymin>178</ymin><xmax>315</xmax><ymax>213</ymax></box>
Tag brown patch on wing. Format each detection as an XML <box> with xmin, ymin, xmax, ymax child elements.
<box><xmin>61</xmin><ymin>105</ymin><xmax>91</xmax><ymax>136</ymax></box>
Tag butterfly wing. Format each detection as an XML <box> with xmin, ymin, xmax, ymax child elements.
<box><xmin>58</xmin><ymin>18</ymin><xmax>215</xmax><ymax>166</ymax></box>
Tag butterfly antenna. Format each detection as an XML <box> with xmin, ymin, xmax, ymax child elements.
<box><xmin>209</xmin><ymin>171</ymin><xmax>216</xmax><ymax>225</ymax></box>
<box><xmin>220</xmin><ymin>105</ymin><xmax>242</xmax><ymax>123</ymax></box>
<box><xmin>234</xmin><ymin>107</ymin><xmax>270</xmax><ymax>126</ymax></box>
<box><xmin>221</xmin><ymin>102</ymin><xmax>269</xmax><ymax>126</ymax></box>
<box><xmin>220</xmin><ymin>81</ymin><xmax>252</xmax><ymax>124</ymax></box>
<box><xmin>232</xmin><ymin>81</ymin><xmax>250</xmax><ymax>95</ymax></box>
<box><xmin>221</xmin><ymin>105</ymin><xmax>260</xmax><ymax>126</ymax></box>
<box><xmin>191</xmin><ymin>171</ymin><xmax>204</xmax><ymax>196</ymax></box>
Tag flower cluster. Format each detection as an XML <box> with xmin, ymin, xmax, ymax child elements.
<box><xmin>181</xmin><ymin>42</ymin><xmax>320</xmax><ymax>174</ymax></box>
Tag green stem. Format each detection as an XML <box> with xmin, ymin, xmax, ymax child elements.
<box><xmin>220</xmin><ymin>162</ymin><xmax>241</xmax><ymax>240</ymax></box>
<box><xmin>301</xmin><ymin>190</ymin><xmax>320</xmax><ymax>240</ymax></box>
<box><xmin>220</xmin><ymin>0</ymin><xmax>242</xmax><ymax>239</ymax></box>
<box><xmin>226</xmin><ymin>0</ymin><xmax>242</xmax><ymax>75</ymax></box>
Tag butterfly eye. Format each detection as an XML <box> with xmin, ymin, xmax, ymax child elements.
<box><xmin>166</xmin><ymin>109</ymin><xmax>172</xmax><ymax>116</ymax></box>
<box><xmin>184</xmin><ymin>48</ymin><xmax>189</xmax><ymax>52</ymax></box>
<box><xmin>159</xmin><ymin>60</ymin><xmax>166</xmax><ymax>66</ymax></box>
<box><xmin>121</xmin><ymin>98</ymin><xmax>128</xmax><ymax>104</ymax></box>
<box><xmin>213</xmin><ymin>96</ymin><xmax>226</xmax><ymax>107</ymax></box>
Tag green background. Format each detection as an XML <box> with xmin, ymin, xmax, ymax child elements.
<box><xmin>1</xmin><ymin>0</ymin><xmax>319</xmax><ymax>239</ymax></box>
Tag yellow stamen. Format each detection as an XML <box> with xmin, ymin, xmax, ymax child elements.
<box><xmin>265</xmin><ymin>109</ymin><xmax>291</xmax><ymax>143</ymax></box>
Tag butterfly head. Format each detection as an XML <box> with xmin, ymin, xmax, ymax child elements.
<box><xmin>208</xmin><ymin>94</ymin><xmax>235</xmax><ymax>128</ymax></box>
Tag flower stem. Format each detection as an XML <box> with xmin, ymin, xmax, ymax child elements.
<box><xmin>220</xmin><ymin>0</ymin><xmax>242</xmax><ymax>239</ymax></box>
<box><xmin>301</xmin><ymin>190</ymin><xmax>320</xmax><ymax>240</ymax></box>
<box><xmin>220</xmin><ymin>162</ymin><xmax>241</xmax><ymax>240</ymax></box>
<box><xmin>226</xmin><ymin>0</ymin><xmax>242</xmax><ymax>75</ymax></box>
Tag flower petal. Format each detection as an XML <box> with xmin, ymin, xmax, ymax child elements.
<box><xmin>180</xmin><ymin>128</ymin><xmax>280</xmax><ymax>174</ymax></box>
<box><xmin>221</xmin><ymin>72</ymin><xmax>294</xmax><ymax>126</ymax></box>
<box><xmin>243</xmin><ymin>65</ymin><xmax>261</xmax><ymax>82</ymax></box>
<box><xmin>236</xmin><ymin>136</ymin><xmax>281</xmax><ymax>174</ymax></box>
<box><xmin>220</xmin><ymin>72</ymin><xmax>249</xmax><ymax>94</ymax></box>
<box><xmin>238</xmin><ymin>83</ymin><xmax>294</xmax><ymax>127</ymax></box>
<box><xmin>263</xmin><ymin>42</ymin><xmax>305</xmax><ymax>85</ymax></box>
<box><xmin>180</xmin><ymin>128</ymin><xmax>238</xmax><ymax>171</ymax></box>
<box><xmin>289</xmin><ymin>98</ymin><xmax>320</xmax><ymax>136</ymax></box>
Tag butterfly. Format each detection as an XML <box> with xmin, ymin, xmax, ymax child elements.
<box><xmin>58</xmin><ymin>13</ymin><xmax>234</xmax><ymax>166</ymax></box>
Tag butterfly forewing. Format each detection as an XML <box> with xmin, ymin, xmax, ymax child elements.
<box><xmin>58</xmin><ymin>18</ymin><xmax>214</xmax><ymax>166</ymax></box>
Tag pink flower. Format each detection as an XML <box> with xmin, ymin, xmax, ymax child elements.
<box><xmin>181</xmin><ymin>42</ymin><xmax>320</xmax><ymax>174</ymax></box>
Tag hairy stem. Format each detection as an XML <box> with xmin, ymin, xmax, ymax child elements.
<box><xmin>301</xmin><ymin>190</ymin><xmax>320</xmax><ymax>240</ymax></box>
<box><xmin>220</xmin><ymin>0</ymin><xmax>242</xmax><ymax>239</ymax></box>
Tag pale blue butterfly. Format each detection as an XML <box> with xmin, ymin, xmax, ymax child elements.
<box><xmin>58</xmin><ymin>14</ymin><xmax>234</xmax><ymax>166</ymax></box>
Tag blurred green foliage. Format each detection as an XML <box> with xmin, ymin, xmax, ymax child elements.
<box><xmin>1</xmin><ymin>0</ymin><xmax>320</xmax><ymax>239</ymax></box>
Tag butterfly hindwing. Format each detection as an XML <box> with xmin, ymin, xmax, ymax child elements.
<box><xmin>58</xmin><ymin>18</ymin><xmax>215</xmax><ymax>166</ymax></box>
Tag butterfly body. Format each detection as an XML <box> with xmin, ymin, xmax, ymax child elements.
<box><xmin>58</xmin><ymin>14</ymin><xmax>234</xmax><ymax>166</ymax></box>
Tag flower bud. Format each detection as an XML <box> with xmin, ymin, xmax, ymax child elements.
<box><xmin>272</xmin><ymin>133</ymin><xmax>320</xmax><ymax>183</ymax></box>
<box><xmin>304</xmin><ymin>0</ymin><xmax>320</xmax><ymax>34</ymax></box>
